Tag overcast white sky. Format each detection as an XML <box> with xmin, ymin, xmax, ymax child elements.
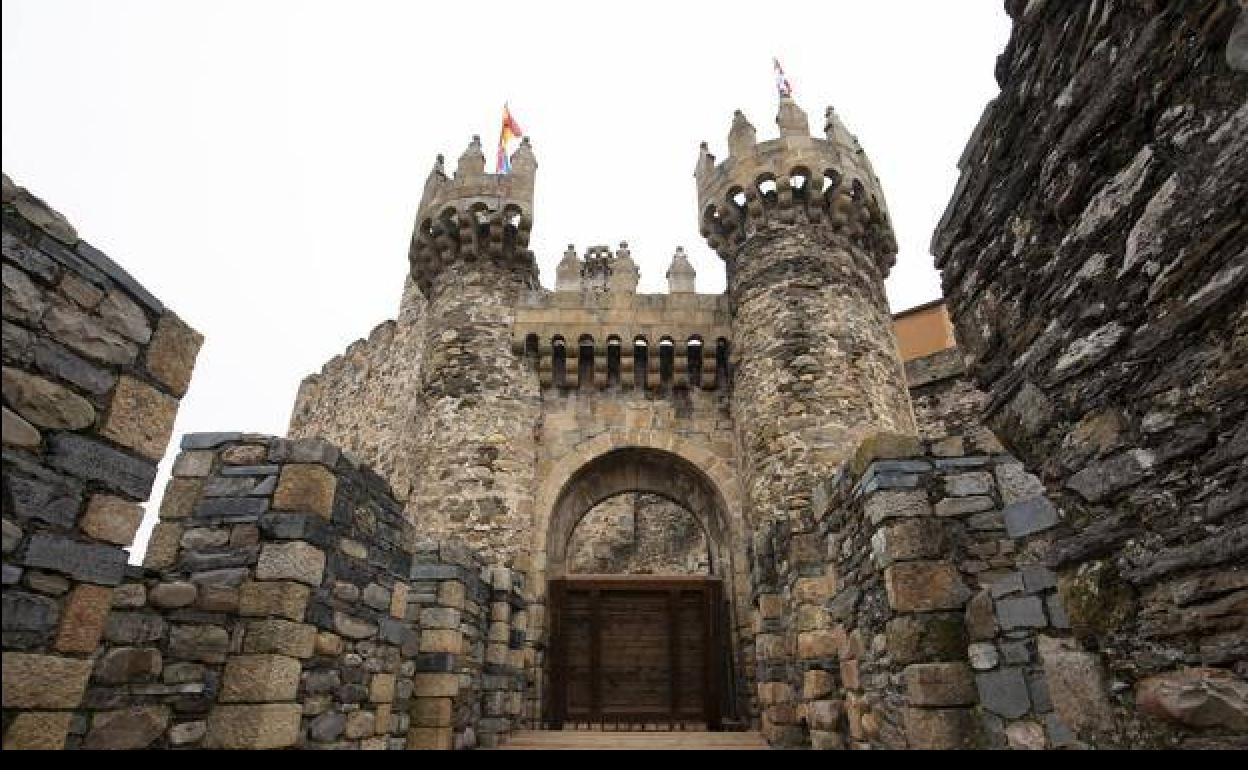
<box><xmin>2</xmin><ymin>1</ymin><xmax>1012</xmax><ymax>559</ymax></box>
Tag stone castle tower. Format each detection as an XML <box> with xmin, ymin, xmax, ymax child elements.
<box><xmin>696</xmin><ymin>96</ymin><xmax>916</xmax><ymax>527</ymax></box>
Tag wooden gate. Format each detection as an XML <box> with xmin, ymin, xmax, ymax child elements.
<box><xmin>546</xmin><ymin>576</ymin><xmax>724</xmax><ymax>730</ymax></box>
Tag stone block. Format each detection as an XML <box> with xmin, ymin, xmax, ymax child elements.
<box><xmin>145</xmin><ymin>311</ymin><xmax>202</xmax><ymax>396</ymax></box>
<box><xmin>1003</xmin><ymin>496</ymin><xmax>1059</xmax><ymax>538</ymax></box>
<box><xmin>803</xmin><ymin>669</ymin><xmax>836</xmax><ymax>700</ymax></box>
<box><xmin>54</xmin><ymin>582</ymin><xmax>113</xmax><ymax>652</ymax></box>
<box><xmin>243</xmin><ymin>619</ymin><xmax>317</xmax><ymax>658</ymax></box>
<box><xmin>965</xmin><ymin>589</ymin><xmax>997</xmax><ymax>641</ymax></box>
<box><xmin>420</xmin><ymin>629</ymin><xmax>462</xmax><ymax>654</ymax></box>
<box><xmin>390</xmin><ymin>581</ymin><xmax>409</xmax><ymax>619</ymax></box>
<box><xmin>904</xmin><ymin>663</ymin><xmax>976</xmax><ymax>706</ymax></box>
<box><xmin>41</xmin><ymin>297</ymin><xmax>138</xmax><ymax>364</ymax></box>
<box><xmin>255</xmin><ymin>541</ymin><xmax>325</xmax><ymax>586</ymax></box>
<box><xmin>1</xmin><ymin>366</ymin><xmax>94</xmax><ymax>429</ymax></box>
<box><xmin>976</xmin><ymin>667</ymin><xmax>1031</xmax><ymax>719</ymax></box>
<box><xmin>1</xmin><ymin>652</ymin><xmax>92</xmax><ymax>708</ymax></box>
<box><xmin>104</xmin><ymin>611</ymin><xmax>165</xmax><ymax>644</ymax></box>
<box><xmin>370</xmin><ymin>672</ymin><xmax>396</xmax><ymax>703</ymax></box>
<box><xmin>308</xmin><ymin>711</ymin><xmax>345</xmax><ymax>742</ymax></box>
<box><xmin>2</xmin><ymin>711</ymin><xmax>74</xmax><ymax>749</ymax></box>
<box><xmin>22</xmin><ymin>533</ymin><xmax>126</xmax><ymax>586</ymax></box>
<box><xmin>850</xmin><ymin>432</ymin><xmax>924</xmax><ymax>476</ymax></box>
<box><xmin>169</xmin><ymin>624</ymin><xmax>230</xmax><ymax>663</ymax></box>
<box><xmin>412</xmin><ymin>697</ymin><xmax>453</xmax><ymax>727</ymax></box>
<box><xmin>903</xmin><ymin>707</ymin><xmax>976</xmax><ymax>750</ymax></box>
<box><xmin>239</xmin><ymin>580</ymin><xmax>310</xmax><ymax>622</ymax></box>
<box><xmin>100</xmin><ymin>375</ymin><xmax>179</xmax><ymax>461</ymax></box>
<box><xmin>172</xmin><ymin>450</ymin><xmax>214</xmax><ymax>477</ymax></box>
<box><xmin>864</xmin><ymin>488</ymin><xmax>932</xmax><ymax>525</ymax></box>
<box><xmin>94</xmin><ymin>647</ymin><xmax>162</xmax><ymax>684</ymax></box>
<box><xmin>1005</xmin><ymin>720</ymin><xmax>1046</xmax><ymax>750</ymax></box>
<box><xmin>1135</xmin><ymin>667</ymin><xmax>1248</xmax><ymax>731</ymax></box>
<box><xmin>334</xmin><ymin>611</ymin><xmax>378</xmax><ymax>640</ymax></box>
<box><xmin>2</xmin><ymin>406</ymin><xmax>41</xmax><ymax>448</ymax></box>
<box><xmin>934</xmin><ymin>495</ymin><xmax>995</xmax><ymax>517</ymax></box>
<box><xmin>798</xmin><ymin>630</ymin><xmax>841</xmax><ymax>660</ymax></box>
<box><xmin>807</xmin><ymin>699</ymin><xmax>845</xmax><ymax>731</ymax></box>
<box><xmin>793</xmin><ymin>573</ymin><xmax>837</xmax><ymax>602</ymax></box>
<box><xmin>205</xmin><ymin>703</ymin><xmax>302</xmax><ymax>749</ymax></box>
<box><xmin>757</xmin><ymin>593</ymin><xmax>784</xmax><ymax>619</ymax></box>
<box><xmin>345</xmin><ymin>709</ymin><xmax>375</xmax><ymax>739</ymax></box>
<box><xmin>996</xmin><ymin>596</ymin><xmax>1047</xmax><ymax>629</ymax></box>
<box><xmin>873</xmin><ymin>518</ymin><xmax>947</xmax><ymax>564</ymax></box>
<box><xmin>839</xmin><ymin>659</ymin><xmax>861</xmax><ymax>690</ymax></box>
<box><xmin>169</xmin><ymin>720</ymin><xmax>207</xmax><ymax>746</ymax></box>
<box><xmin>407</xmin><ymin>726</ymin><xmax>453</xmax><ymax>750</ymax></box>
<box><xmin>943</xmin><ymin>471</ymin><xmax>994</xmax><ymax>497</ymax></box>
<box><xmin>83</xmin><ymin>705</ymin><xmax>169</xmax><ymax>749</ymax></box>
<box><xmin>48</xmin><ymin>432</ymin><xmax>156</xmax><ymax>500</ymax></box>
<box><xmin>142</xmin><ymin>521</ymin><xmax>182</xmax><ymax>571</ymax></box>
<box><xmin>159</xmin><ymin>478</ymin><xmax>202</xmax><ymax>519</ymax></box>
<box><xmin>149</xmin><ymin>580</ymin><xmax>198</xmax><ymax>608</ymax></box>
<box><xmin>220</xmin><ymin>654</ymin><xmax>302</xmax><ymax>702</ymax></box>
<box><xmin>412</xmin><ymin>673</ymin><xmax>460</xmax><ymax>698</ymax></box>
<box><xmin>885</xmin><ymin>562</ymin><xmax>970</xmax><ymax>612</ymax></box>
<box><xmin>2</xmin><ymin>590</ymin><xmax>58</xmax><ymax>637</ymax></box>
<box><xmin>273</xmin><ymin>463</ymin><xmax>337</xmax><ymax>518</ymax></box>
<box><xmin>80</xmin><ymin>494</ymin><xmax>144</xmax><ymax>545</ymax></box>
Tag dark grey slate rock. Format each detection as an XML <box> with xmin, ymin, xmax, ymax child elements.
<box><xmin>2</xmin><ymin>590</ymin><xmax>59</xmax><ymax>632</ymax></box>
<box><xmin>1021</xmin><ymin>565</ymin><xmax>1058</xmax><ymax>593</ymax></box>
<box><xmin>308</xmin><ymin>711</ymin><xmax>345</xmax><ymax>742</ymax></box>
<box><xmin>33</xmin><ymin>338</ymin><xmax>116</xmax><ymax>395</ymax></box>
<box><xmin>180</xmin><ymin>433</ymin><xmax>243</xmax><ymax>450</ymax></box>
<box><xmin>976</xmin><ymin>667</ymin><xmax>1032</xmax><ymax>719</ymax></box>
<box><xmin>2</xmin><ymin>230</ymin><xmax>59</xmax><ymax>281</ymax></box>
<box><xmin>193</xmin><ymin>497</ymin><xmax>268</xmax><ymax>518</ymax></box>
<box><xmin>47</xmin><ymin>433</ymin><xmax>156</xmax><ymax>500</ymax></box>
<box><xmin>22</xmin><ymin>533</ymin><xmax>126</xmax><ymax>585</ymax></box>
<box><xmin>74</xmin><ymin>240</ymin><xmax>163</xmax><ymax>314</ymax></box>
<box><xmin>219</xmin><ymin>465</ymin><xmax>281</xmax><ymax>477</ymax></box>
<box><xmin>3</xmin><ymin>459</ymin><xmax>84</xmax><ymax>529</ymax></box>
<box><xmin>996</xmin><ymin>596</ymin><xmax>1047</xmax><ymax>630</ymax></box>
<box><xmin>1004</xmin><ymin>496</ymin><xmax>1059</xmax><ymax>538</ymax></box>
<box><xmin>105</xmin><ymin>612</ymin><xmax>167</xmax><ymax>644</ymax></box>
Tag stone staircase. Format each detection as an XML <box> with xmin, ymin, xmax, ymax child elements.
<box><xmin>491</xmin><ymin>730</ymin><xmax>770</xmax><ymax>750</ymax></box>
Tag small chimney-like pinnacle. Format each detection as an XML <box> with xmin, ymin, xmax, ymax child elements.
<box><xmin>511</xmin><ymin>136</ymin><xmax>537</xmax><ymax>174</ymax></box>
<box><xmin>728</xmin><ymin>110</ymin><xmax>757</xmax><ymax>158</ymax></box>
<box><xmin>776</xmin><ymin>95</ymin><xmax>809</xmax><ymax>137</ymax></box>
<box><xmin>666</xmin><ymin>246</ymin><xmax>696</xmax><ymax>293</ymax></box>
<box><xmin>456</xmin><ymin>135</ymin><xmax>486</xmax><ymax>178</ymax></box>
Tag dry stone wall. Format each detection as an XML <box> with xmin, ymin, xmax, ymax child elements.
<box><xmin>17</xmin><ymin>432</ymin><xmax>534</xmax><ymax>750</ymax></box>
<box><xmin>933</xmin><ymin>0</ymin><xmax>1247</xmax><ymax>748</ymax></box>
<box><xmin>2</xmin><ymin>174</ymin><xmax>203</xmax><ymax>750</ymax></box>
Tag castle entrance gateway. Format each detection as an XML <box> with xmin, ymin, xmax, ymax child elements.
<box><xmin>539</xmin><ymin>448</ymin><xmax>745</xmax><ymax>730</ymax></box>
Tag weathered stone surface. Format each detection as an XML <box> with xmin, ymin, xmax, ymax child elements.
<box><xmin>976</xmin><ymin>667</ymin><xmax>1031</xmax><ymax>719</ymax></box>
<box><xmin>1035</xmin><ymin>636</ymin><xmax>1114</xmax><ymax>735</ymax></box>
<box><xmin>142</xmin><ymin>521</ymin><xmax>182</xmax><ymax>570</ymax></box>
<box><xmin>1003</xmin><ymin>496</ymin><xmax>1059</xmax><ymax>538</ymax></box>
<box><xmin>2</xmin><ymin>406</ymin><xmax>41</xmax><ymax>448</ymax></box>
<box><xmin>48</xmin><ymin>432</ymin><xmax>157</xmax><ymax>500</ymax></box>
<box><xmin>144</xmin><ymin>311</ymin><xmax>202</xmax><ymax>396</ymax></box>
<box><xmin>41</xmin><ymin>297</ymin><xmax>137</xmax><ymax>364</ymax></box>
<box><xmin>54</xmin><ymin>582</ymin><xmax>113</xmax><ymax>652</ymax></box>
<box><xmin>104</xmin><ymin>612</ymin><xmax>165</xmax><ymax>644</ymax></box>
<box><xmin>255</xmin><ymin>541</ymin><xmax>326</xmax><ymax>586</ymax></box>
<box><xmin>273</xmin><ymin>463</ymin><xmax>337</xmax><ymax>517</ymax></box>
<box><xmin>80</xmin><ymin>493</ymin><xmax>144</xmax><ymax>545</ymax></box>
<box><xmin>2</xmin><ymin>263</ymin><xmax>47</xmax><ymax>324</ymax></box>
<box><xmin>903</xmin><ymin>707</ymin><xmax>976</xmax><ymax>750</ymax></box>
<box><xmin>169</xmin><ymin>720</ymin><xmax>207</xmax><ymax>746</ymax></box>
<box><xmin>83</xmin><ymin>705</ymin><xmax>169</xmax><ymax>749</ymax></box>
<box><xmin>2</xmin><ymin>590</ymin><xmax>58</xmax><ymax>640</ymax></box>
<box><xmin>1</xmin><ymin>652</ymin><xmax>92</xmax><ymax>708</ymax></box>
<box><xmin>309</xmin><ymin>711</ymin><xmax>346</xmax><ymax>742</ymax></box>
<box><xmin>149</xmin><ymin>581</ymin><xmax>198</xmax><ymax>608</ymax></box>
<box><xmin>885</xmin><ymin>613</ymin><xmax>967</xmax><ymax>664</ymax></box>
<box><xmin>943</xmin><ymin>471</ymin><xmax>994</xmax><ymax>497</ymax></box>
<box><xmin>1</xmin><ymin>710</ymin><xmax>74</xmax><ymax>749</ymax></box>
<box><xmin>100</xmin><ymin>375</ymin><xmax>179</xmax><ymax>462</ymax></box>
<box><xmin>32</xmin><ymin>337</ymin><xmax>116</xmax><ymax>395</ymax></box>
<box><xmin>873</xmin><ymin>518</ymin><xmax>947</xmax><ymax>564</ymax></box>
<box><xmin>94</xmin><ymin>647</ymin><xmax>163</xmax><ymax>684</ymax></box>
<box><xmin>205</xmin><ymin>703</ymin><xmax>302</xmax><ymax>749</ymax></box>
<box><xmin>904</xmin><ymin>663</ymin><xmax>976</xmax><ymax>707</ymax></box>
<box><xmin>168</xmin><ymin>624</ymin><xmax>230</xmax><ymax>663</ymax></box>
<box><xmin>885</xmin><ymin>562</ymin><xmax>970</xmax><ymax>612</ymax></box>
<box><xmin>2</xmin><ymin>366</ymin><xmax>94</xmax><ymax>429</ymax></box>
<box><xmin>345</xmin><ymin>709</ymin><xmax>376</xmax><ymax>739</ymax></box>
<box><xmin>97</xmin><ymin>289</ymin><xmax>152</xmax><ymax>343</ymax></box>
<box><xmin>934</xmin><ymin>495</ymin><xmax>995</xmax><ymax>517</ymax></box>
<box><xmin>864</xmin><ymin>488</ymin><xmax>932</xmax><ymax>525</ymax></box>
<box><xmin>239</xmin><ymin>580</ymin><xmax>310</xmax><ymax>621</ymax></box>
<box><xmin>159</xmin><ymin>477</ymin><xmax>203</xmax><ymax>519</ymax></box>
<box><xmin>1136</xmin><ymin>668</ymin><xmax>1248</xmax><ymax>731</ymax></box>
<box><xmin>242</xmin><ymin>619</ymin><xmax>317</xmax><ymax>658</ymax></box>
<box><xmin>968</xmin><ymin>642</ymin><xmax>999</xmax><ymax>671</ymax></box>
<box><xmin>996</xmin><ymin>596</ymin><xmax>1047</xmax><ymax>630</ymax></box>
<box><xmin>22</xmin><ymin>532</ymin><xmax>126</xmax><ymax>585</ymax></box>
<box><xmin>220</xmin><ymin>654</ymin><xmax>302</xmax><ymax>702</ymax></box>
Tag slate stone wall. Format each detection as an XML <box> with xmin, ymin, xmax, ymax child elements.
<box><xmin>21</xmin><ymin>433</ymin><xmax>532</xmax><ymax>749</ymax></box>
<box><xmin>2</xmin><ymin>174</ymin><xmax>203</xmax><ymax>749</ymax></box>
<box><xmin>932</xmin><ymin>0</ymin><xmax>1247</xmax><ymax>747</ymax></box>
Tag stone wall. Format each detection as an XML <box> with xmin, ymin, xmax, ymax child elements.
<box><xmin>932</xmin><ymin>0</ymin><xmax>1247</xmax><ymax>748</ymax></box>
<box><xmin>288</xmin><ymin>276</ymin><xmax>428</xmax><ymax>502</ymax></box>
<box><xmin>748</xmin><ymin>429</ymin><xmax>1084</xmax><ymax>750</ymax></box>
<box><xmin>568</xmin><ymin>493</ymin><xmax>710</xmax><ymax>575</ymax></box>
<box><xmin>2</xmin><ymin>174</ymin><xmax>203</xmax><ymax>749</ymax></box>
<box><xmin>13</xmin><ymin>432</ymin><xmax>533</xmax><ymax>749</ymax></box>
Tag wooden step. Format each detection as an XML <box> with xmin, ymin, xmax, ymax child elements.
<box><xmin>491</xmin><ymin>730</ymin><xmax>770</xmax><ymax>750</ymax></box>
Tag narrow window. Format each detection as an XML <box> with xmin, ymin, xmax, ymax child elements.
<box><xmin>578</xmin><ymin>335</ymin><xmax>595</xmax><ymax>390</ymax></box>
<box><xmin>553</xmin><ymin>336</ymin><xmax>567</xmax><ymax>388</ymax></box>
<box><xmin>606</xmin><ymin>336</ymin><xmax>622</xmax><ymax>387</ymax></box>
<box><xmin>687</xmin><ymin>336</ymin><xmax>704</xmax><ymax>387</ymax></box>
<box><xmin>633</xmin><ymin>336</ymin><xmax>648</xmax><ymax>391</ymax></box>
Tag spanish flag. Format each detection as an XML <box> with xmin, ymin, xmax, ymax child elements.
<box><xmin>495</xmin><ymin>104</ymin><xmax>524</xmax><ymax>174</ymax></box>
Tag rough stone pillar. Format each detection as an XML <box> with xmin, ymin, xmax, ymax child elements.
<box><xmin>696</xmin><ymin>99</ymin><xmax>916</xmax><ymax>527</ymax></box>
<box><xmin>406</xmin><ymin>137</ymin><xmax>542</xmax><ymax>567</ymax></box>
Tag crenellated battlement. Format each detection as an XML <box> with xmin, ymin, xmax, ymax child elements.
<box><xmin>408</xmin><ymin>135</ymin><xmax>539</xmax><ymax>296</ymax></box>
<box><xmin>695</xmin><ymin>97</ymin><xmax>897</xmax><ymax>271</ymax></box>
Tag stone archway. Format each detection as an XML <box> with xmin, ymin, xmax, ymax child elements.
<box><xmin>537</xmin><ymin>444</ymin><xmax>750</xmax><ymax>728</ymax></box>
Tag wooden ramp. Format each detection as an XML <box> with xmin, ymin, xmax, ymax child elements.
<box><xmin>492</xmin><ymin>730</ymin><xmax>769</xmax><ymax>750</ymax></box>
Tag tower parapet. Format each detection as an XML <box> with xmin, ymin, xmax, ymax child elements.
<box><xmin>695</xmin><ymin>98</ymin><xmax>897</xmax><ymax>271</ymax></box>
<box><xmin>409</xmin><ymin>135</ymin><xmax>539</xmax><ymax>295</ymax></box>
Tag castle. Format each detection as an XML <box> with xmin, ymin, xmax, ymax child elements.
<box><xmin>2</xmin><ymin>1</ymin><xmax>1245</xmax><ymax>751</ymax></box>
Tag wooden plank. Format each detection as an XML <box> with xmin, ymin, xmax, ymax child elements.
<box><xmin>590</xmin><ymin>588</ymin><xmax>602</xmax><ymax>724</ymax></box>
<box><xmin>668</xmin><ymin>589</ymin><xmax>680</xmax><ymax>722</ymax></box>
<box><xmin>704</xmin><ymin>581</ymin><xmax>721</xmax><ymax>730</ymax></box>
